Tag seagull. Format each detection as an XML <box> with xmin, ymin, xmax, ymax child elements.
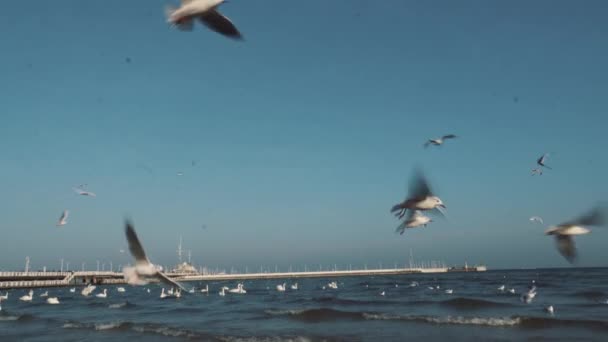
<box><xmin>81</xmin><ymin>285</ymin><xmax>96</xmax><ymax>296</ymax></box>
<box><xmin>445</xmin><ymin>289</ymin><xmax>453</xmax><ymax>294</ymax></box>
<box><xmin>122</xmin><ymin>220</ymin><xmax>187</xmax><ymax>291</ymax></box>
<box><xmin>521</xmin><ymin>286</ymin><xmax>537</xmax><ymax>304</ymax></box>
<box><xmin>165</xmin><ymin>0</ymin><xmax>243</xmax><ymax>40</ymax></box>
<box><xmin>424</xmin><ymin>134</ymin><xmax>457</xmax><ymax>148</ymax></box>
<box><xmin>529</xmin><ymin>216</ymin><xmax>544</xmax><ymax>225</ymax></box>
<box><xmin>57</xmin><ymin>210</ymin><xmax>69</xmax><ymax>227</ymax></box>
<box><xmin>380</xmin><ymin>291</ymin><xmax>386</xmax><ymax>296</ymax></box>
<box><xmin>73</xmin><ymin>187</ymin><xmax>96</xmax><ymax>197</ymax></box>
<box><xmin>497</xmin><ymin>285</ymin><xmax>505</xmax><ymax>292</ymax></box>
<box><xmin>531</xmin><ymin>168</ymin><xmax>543</xmax><ymax>176</ymax></box>
<box><xmin>537</xmin><ymin>153</ymin><xmax>552</xmax><ymax>169</ymax></box>
<box><xmin>391</xmin><ymin>168</ymin><xmax>446</xmax><ymax>220</ymax></box>
<box><xmin>545</xmin><ymin>207</ymin><xmax>606</xmax><ymax>263</ymax></box>
<box><xmin>545</xmin><ymin>305</ymin><xmax>554</xmax><ymax>315</ymax></box>
<box><xmin>395</xmin><ymin>211</ymin><xmax>432</xmax><ymax>235</ymax></box>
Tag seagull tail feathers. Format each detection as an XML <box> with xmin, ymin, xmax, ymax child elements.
<box><xmin>164</xmin><ymin>4</ymin><xmax>177</xmax><ymax>22</ymax></box>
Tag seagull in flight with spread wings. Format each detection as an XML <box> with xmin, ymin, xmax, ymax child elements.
<box><xmin>390</xmin><ymin>168</ymin><xmax>446</xmax><ymax>220</ymax></box>
<box><xmin>424</xmin><ymin>134</ymin><xmax>457</xmax><ymax>148</ymax></box>
<box><xmin>165</xmin><ymin>0</ymin><xmax>243</xmax><ymax>40</ymax></box>
<box><xmin>122</xmin><ymin>220</ymin><xmax>186</xmax><ymax>291</ymax></box>
<box><xmin>545</xmin><ymin>207</ymin><xmax>606</xmax><ymax>263</ymax></box>
<box><xmin>537</xmin><ymin>153</ymin><xmax>552</xmax><ymax>169</ymax></box>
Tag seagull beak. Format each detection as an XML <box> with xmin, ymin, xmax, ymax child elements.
<box><xmin>439</xmin><ymin>204</ymin><xmax>446</xmax><ymax>209</ymax></box>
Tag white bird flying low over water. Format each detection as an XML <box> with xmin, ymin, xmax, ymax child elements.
<box><xmin>529</xmin><ymin>216</ymin><xmax>544</xmax><ymax>225</ymax></box>
<box><xmin>544</xmin><ymin>207</ymin><xmax>606</xmax><ymax>263</ymax></box>
<box><xmin>123</xmin><ymin>220</ymin><xmax>187</xmax><ymax>291</ymax></box>
<box><xmin>391</xmin><ymin>168</ymin><xmax>446</xmax><ymax>220</ymax></box>
<box><xmin>536</xmin><ymin>153</ymin><xmax>552</xmax><ymax>170</ymax></box>
<box><xmin>73</xmin><ymin>187</ymin><xmax>96</xmax><ymax>197</ymax></box>
<box><xmin>395</xmin><ymin>211</ymin><xmax>432</xmax><ymax>235</ymax></box>
<box><xmin>424</xmin><ymin>134</ymin><xmax>457</xmax><ymax>148</ymax></box>
<box><xmin>165</xmin><ymin>0</ymin><xmax>243</xmax><ymax>40</ymax></box>
<box><xmin>57</xmin><ymin>210</ymin><xmax>69</xmax><ymax>227</ymax></box>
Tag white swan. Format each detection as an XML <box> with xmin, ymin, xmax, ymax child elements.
<box><xmin>200</xmin><ymin>285</ymin><xmax>209</xmax><ymax>294</ymax></box>
<box><xmin>497</xmin><ymin>285</ymin><xmax>505</xmax><ymax>291</ymax></box>
<box><xmin>117</xmin><ymin>287</ymin><xmax>126</xmax><ymax>293</ymax></box>
<box><xmin>174</xmin><ymin>289</ymin><xmax>182</xmax><ymax>298</ymax></box>
<box><xmin>380</xmin><ymin>291</ymin><xmax>386</xmax><ymax>296</ymax></box>
<box><xmin>229</xmin><ymin>283</ymin><xmax>246</xmax><ymax>294</ymax></box>
<box><xmin>0</xmin><ymin>292</ymin><xmax>8</xmax><ymax>300</ymax></box>
<box><xmin>290</xmin><ymin>283</ymin><xmax>298</xmax><ymax>290</ymax></box>
<box><xmin>160</xmin><ymin>288</ymin><xmax>168</xmax><ymax>299</ymax></box>
<box><xmin>81</xmin><ymin>284</ymin><xmax>96</xmax><ymax>297</ymax></box>
<box><xmin>20</xmin><ymin>290</ymin><xmax>34</xmax><ymax>302</ymax></box>
<box><xmin>69</xmin><ymin>288</ymin><xmax>76</xmax><ymax>293</ymax></box>
<box><xmin>327</xmin><ymin>281</ymin><xmax>338</xmax><ymax>289</ymax></box>
<box><xmin>46</xmin><ymin>297</ymin><xmax>60</xmax><ymax>305</ymax></box>
<box><xmin>39</xmin><ymin>291</ymin><xmax>49</xmax><ymax>298</ymax></box>
<box><xmin>167</xmin><ymin>287</ymin><xmax>174</xmax><ymax>296</ymax></box>
<box><xmin>219</xmin><ymin>286</ymin><xmax>228</xmax><ymax>297</ymax></box>
<box><xmin>96</xmin><ymin>289</ymin><xmax>108</xmax><ymax>298</ymax></box>
<box><xmin>188</xmin><ymin>288</ymin><xmax>195</xmax><ymax>294</ymax></box>
<box><xmin>276</xmin><ymin>283</ymin><xmax>286</xmax><ymax>292</ymax></box>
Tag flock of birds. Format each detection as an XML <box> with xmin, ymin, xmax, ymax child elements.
<box><xmin>390</xmin><ymin>135</ymin><xmax>606</xmax><ymax>265</ymax></box>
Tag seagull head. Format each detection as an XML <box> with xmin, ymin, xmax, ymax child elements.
<box><xmin>431</xmin><ymin>196</ymin><xmax>446</xmax><ymax>209</ymax></box>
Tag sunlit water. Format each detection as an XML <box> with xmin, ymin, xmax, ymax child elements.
<box><xmin>1</xmin><ymin>268</ymin><xmax>607</xmax><ymax>341</ymax></box>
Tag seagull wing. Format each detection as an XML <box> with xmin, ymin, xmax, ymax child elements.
<box><xmin>199</xmin><ymin>10</ymin><xmax>243</xmax><ymax>40</ymax></box>
<box><xmin>555</xmin><ymin>235</ymin><xmax>577</xmax><ymax>264</ymax></box>
<box><xmin>156</xmin><ymin>271</ymin><xmax>187</xmax><ymax>291</ymax></box>
<box><xmin>125</xmin><ymin>221</ymin><xmax>151</xmax><ymax>266</ymax></box>
<box><xmin>567</xmin><ymin>207</ymin><xmax>606</xmax><ymax>227</ymax></box>
<box><xmin>409</xmin><ymin>168</ymin><xmax>433</xmax><ymax>198</ymax></box>
<box><xmin>442</xmin><ymin>134</ymin><xmax>457</xmax><ymax>140</ymax></box>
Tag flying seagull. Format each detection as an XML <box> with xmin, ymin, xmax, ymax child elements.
<box><xmin>390</xmin><ymin>168</ymin><xmax>446</xmax><ymax>219</ymax></box>
<box><xmin>531</xmin><ymin>168</ymin><xmax>543</xmax><ymax>176</ymax></box>
<box><xmin>544</xmin><ymin>207</ymin><xmax>606</xmax><ymax>263</ymax></box>
<box><xmin>56</xmin><ymin>210</ymin><xmax>69</xmax><ymax>226</ymax></box>
<box><xmin>529</xmin><ymin>216</ymin><xmax>544</xmax><ymax>225</ymax></box>
<box><xmin>537</xmin><ymin>153</ymin><xmax>552</xmax><ymax>169</ymax></box>
<box><xmin>165</xmin><ymin>0</ymin><xmax>243</xmax><ymax>40</ymax></box>
<box><xmin>395</xmin><ymin>211</ymin><xmax>432</xmax><ymax>235</ymax></box>
<box><xmin>424</xmin><ymin>134</ymin><xmax>457</xmax><ymax>148</ymax></box>
<box><xmin>122</xmin><ymin>220</ymin><xmax>187</xmax><ymax>291</ymax></box>
<box><xmin>73</xmin><ymin>187</ymin><xmax>96</xmax><ymax>197</ymax></box>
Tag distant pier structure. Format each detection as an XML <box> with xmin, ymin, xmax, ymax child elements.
<box><xmin>0</xmin><ymin>264</ymin><xmax>487</xmax><ymax>290</ymax></box>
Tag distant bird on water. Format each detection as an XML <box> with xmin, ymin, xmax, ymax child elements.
<box><xmin>122</xmin><ymin>220</ymin><xmax>187</xmax><ymax>291</ymax></box>
<box><xmin>537</xmin><ymin>153</ymin><xmax>552</xmax><ymax>169</ymax></box>
<box><xmin>544</xmin><ymin>207</ymin><xmax>606</xmax><ymax>263</ymax></box>
<box><xmin>165</xmin><ymin>0</ymin><xmax>243</xmax><ymax>40</ymax></box>
<box><xmin>57</xmin><ymin>210</ymin><xmax>69</xmax><ymax>227</ymax></box>
<box><xmin>529</xmin><ymin>216</ymin><xmax>544</xmax><ymax>225</ymax></box>
<box><xmin>395</xmin><ymin>211</ymin><xmax>432</xmax><ymax>235</ymax></box>
<box><xmin>391</xmin><ymin>168</ymin><xmax>446</xmax><ymax>220</ymax></box>
<box><xmin>424</xmin><ymin>134</ymin><xmax>457</xmax><ymax>148</ymax></box>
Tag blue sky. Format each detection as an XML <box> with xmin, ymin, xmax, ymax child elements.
<box><xmin>1</xmin><ymin>0</ymin><xmax>607</xmax><ymax>271</ymax></box>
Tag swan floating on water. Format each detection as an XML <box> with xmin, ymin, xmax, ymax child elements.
<box><xmin>276</xmin><ymin>283</ymin><xmax>286</xmax><ymax>292</ymax></box>
<box><xmin>160</xmin><ymin>288</ymin><xmax>168</xmax><ymax>299</ymax></box>
<box><xmin>219</xmin><ymin>286</ymin><xmax>229</xmax><ymax>297</ymax></box>
<box><xmin>291</xmin><ymin>283</ymin><xmax>298</xmax><ymax>290</ymax></box>
<box><xmin>20</xmin><ymin>290</ymin><xmax>34</xmax><ymax>302</ymax></box>
<box><xmin>545</xmin><ymin>305</ymin><xmax>554</xmax><ymax>315</ymax></box>
<box><xmin>96</xmin><ymin>289</ymin><xmax>108</xmax><ymax>298</ymax></box>
<box><xmin>39</xmin><ymin>291</ymin><xmax>48</xmax><ymax>298</ymax></box>
<box><xmin>117</xmin><ymin>287</ymin><xmax>126</xmax><ymax>293</ymax></box>
<box><xmin>380</xmin><ymin>291</ymin><xmax>386</xmax><ymax>296</ymax></box>
<box><xmin>327</xmin><ymin>281</ymin><xmax>338</xmax><ymax>289</ymax></box>
<box><xmin>497</xmin><ymin>285</ymin><xmax>505</xmax><ymax>291</ymax></box>
<box><xmin>69</xmin><ymin>288</ymin><xmax>76</xmax><ymax>293</ymax></box>
<box><xmin>229</xmin><ymin>283</ymin><xmax>246</xmax><ymax>294</ymax></box>
<box><xmin>0</xmin><ymin>292</ymin><xmax>8</xmax><ymax>300</ymax></box>
<box><xmin>200</xmin><ymin>285</ymin><xmax>209</xmax><ymax>294</ymax></box>
<box><xmin>46</xmin><ymin>297</ymin><xmax>60</xmax><ymax>305</ymax></box>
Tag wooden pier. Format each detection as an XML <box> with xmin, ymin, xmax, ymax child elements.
<box><xmin>0</xmin><ymin>266</ymin><xmax>486</xmax><ymax>290</ymax></box>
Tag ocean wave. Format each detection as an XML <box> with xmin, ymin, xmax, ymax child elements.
<box><xmin>265</xmin><ymin>308</ymin><xmax>365</xmax><ymax>322</ymax></box>
<box><xmin>572</xmin><ymin>290</ymin><xmax>606</xmax><ymax>300</ymax></box>
<box><xmin>63</xmin><ymin>320</ymin><xmax>209</xmax><ymax>339</ymax></box>
<box><xmin>310</xmin><ymin>296</ymin><xmax>396</xmax><ymax>306</ymax></box>
<box><xmin>108</xmin><ymin>301</ymin><xmax>136</xmax><ymax>309</ymax></box>
<box><xmin>439</xmin><ymin>297</ymin><xmax>514</xmax><ymax>310</ymax></box>
<box><xmin>220</xmin><ymin>336</ymin><xmax>314</xmax><ymax>342</ymax></box>
<box><xmin>363</xmin><ymin>313</ymin><xmax>522</xmax><ymax>327</ymax></box>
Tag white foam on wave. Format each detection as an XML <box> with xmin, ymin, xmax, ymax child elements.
<box><xmin>363</xmin><ymin>313</ymin><xmax>522</xmax><ymax>327</ymax></box>
<box><xmin>224</xmin><ymin>337</ymin><xmax>313</xmax><ymax>342</ymax></box>
<box><xmin>94</xmin><ymin>322</ymin><xmax>122</xmax><ymax>330</ymax></box>
<box><xmin>0</xmin><ymin>315</ymin><xmax>20</xmax><ymax>321</ymax></box>
<box><xmin>108</xmin><ymin>302</ymin><xmax>127</xmax><ymax>309</ymax></box>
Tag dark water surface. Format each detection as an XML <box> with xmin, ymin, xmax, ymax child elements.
<box><xmin>1</xmin><ymin>268</ymin><xmax>608</xmax><ymax>341</ymax></box>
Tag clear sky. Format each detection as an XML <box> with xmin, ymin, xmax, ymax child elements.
<box><xmin>1</xmin><ymin>0</ymin><xmax>607</xmax><ymax>272</ymax></box>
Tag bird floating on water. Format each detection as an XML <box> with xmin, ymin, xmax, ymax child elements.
<box><xmin>424</xmin><ymin>134</ymin><xmax>457</xmax><ymax>148</ymax></box>
<box><xmin>46</xmin><ymin>297</ymin><xmax>60</xmax><ymax>305</ymax></box>
<box><xmin>165</xmin><ymin>0</ymin><xmax>243</xmax><ymax>40</ymax></box>
<box><xmin>544</xmin><ymin>207</ymin><xmax>606</xmax><ymax>263</ymax></box>
<box><xmin>19</xmin><ymin>290</ymin><xmax>33</xmax><ymax>302</ymax></box>
<box><xmin>96</xmin><ymin>289</ymin><xmax>108</xmax><ymax>298</ymax></box>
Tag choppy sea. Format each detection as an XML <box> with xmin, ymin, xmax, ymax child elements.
<box><xmin>1</xmin><ymin>268</ymin><xmax>608</xmax><ymax>341</ymax></box>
